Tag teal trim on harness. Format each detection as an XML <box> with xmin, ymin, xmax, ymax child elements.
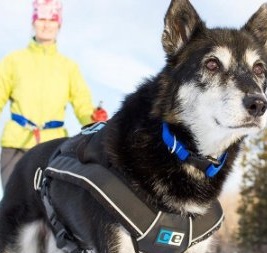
<box><xmin>11</xmin><ymin>113</ymin><xmax>64</xmax><ymax>129</ymax></box>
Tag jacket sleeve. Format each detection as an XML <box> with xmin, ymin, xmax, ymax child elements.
<box><xmin>69</xmin><ymin>63</ymin><xmax>95</xmax><ymax>126</ymax></box>
<box><xmin>0</xmin><ymin>55</ymin><xmax>13</xmax><ymax>115</ymax></box>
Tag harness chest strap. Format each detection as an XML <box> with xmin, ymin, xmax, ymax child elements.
<box><xmin>40</xmin><ymin>155</ymin><xmax>224</xmax><ymax>253</ymax></box>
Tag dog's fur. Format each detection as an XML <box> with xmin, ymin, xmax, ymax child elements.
<box><xmin>1</xmin><ymin>0</ymin><xmax>267</xmax><ymax>252</ymax></box>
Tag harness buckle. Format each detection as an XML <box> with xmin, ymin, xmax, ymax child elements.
<box><xmin>34</xmin><ymin>167</ymin><xmax>43</xmax><ymax>191</ymax></box>
<box><xmin>81</xmin><ymin>122</ymin><xmax>106</xmax><ymax>135</ymax></box>
<box><xmin>56</xmin><ymin>228</ymin><xmax>69</xmax><ymax>248</ymax></box>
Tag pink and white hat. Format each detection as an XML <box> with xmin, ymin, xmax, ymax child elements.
<box><xmin>32</xmin><ymin>0</ymin><xmax>63</xmax><ymax>24</ymax></box>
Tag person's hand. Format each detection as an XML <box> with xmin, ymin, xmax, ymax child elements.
<box><xmin>92</xmin><ymin>108</ymin><xmax>108</xmax><ymax>122</ymax></box>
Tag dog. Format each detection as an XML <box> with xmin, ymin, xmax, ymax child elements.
<box><xmin>1</xmin><ymin>0</ymin><xmax>267</xmax><ymax>252</ymax></box>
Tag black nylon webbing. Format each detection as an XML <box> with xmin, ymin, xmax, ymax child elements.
<box><xmin>45</xmin><ymin>155</ymin><xmax>158</xmax><ymax>238</ymax></box>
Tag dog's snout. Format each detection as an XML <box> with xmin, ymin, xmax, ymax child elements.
<box><xmin>243</xmin><ymin>94</ymin><xmax>267</xmax><ymax>117</ymax></box>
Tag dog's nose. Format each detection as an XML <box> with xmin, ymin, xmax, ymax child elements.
<box><xmin>243</xmin><ymin>94</ymin><xmax>267</xmax><ymax>117</ymax></box>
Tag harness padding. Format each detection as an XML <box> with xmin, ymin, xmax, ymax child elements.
<box><xmin>40</xmin><ymin>123</ymin><xmax>224</xmax><ymax>253</ymax></box>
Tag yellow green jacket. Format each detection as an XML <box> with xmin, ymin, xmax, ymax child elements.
<box><xmin>0</xmin><ymin>40</ymin><xmax>94</xmax><ymax>149</ymax></box>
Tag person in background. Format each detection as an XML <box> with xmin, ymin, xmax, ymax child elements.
<box><xmin>0</xmin><ymin>0</ymin><xmax>108</xmax><ymax>189</ymax></box>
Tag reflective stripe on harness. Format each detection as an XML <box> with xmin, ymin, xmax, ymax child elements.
<box><xmin>11</xmin><ymin>113</ymin><xmax>64</xmax><ymax>143</ymax></box>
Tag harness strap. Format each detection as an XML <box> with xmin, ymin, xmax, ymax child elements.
<box><xmin>46</xmin><ymin>156</ymin><xmax>158</xmax><ymax>238</ymax></box>
<box><xmin>11</xmin><ymin>113</ymin><xmax>64</xmax><ymax>143</ymax></box>
<box><xmin>41</xmin><ymin>177</ymin><xmax>93</xmax><ymax>253</ymax></box>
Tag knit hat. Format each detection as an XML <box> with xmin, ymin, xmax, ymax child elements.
<box><xmin>32</xmin><ymin>0</ymin><xmax>63</xmax><ymax>24</ymax></box>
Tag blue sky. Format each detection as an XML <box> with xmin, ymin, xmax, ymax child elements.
<box><xmin>0</xmin><ymin>0</ymin><xmax>266</xmax><ymax>196</ymax></box>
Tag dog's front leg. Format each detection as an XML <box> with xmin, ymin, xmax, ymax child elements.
<box><xmin>97</xmin><ymin>223</ymin><xmax>138</xmax><ymax>253</ymax></box>
<box><xmin>115</xmin><ymin>226</ymin><xmax>136</xmax><ymax>253</ymax></box>
<box><xmin>97</xmin><ymin>224</ymin><xmax>136</xmax><ymax>253</ymax></box>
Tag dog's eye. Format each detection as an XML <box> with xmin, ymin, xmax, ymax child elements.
<box><xmin>253</xmin><ymin>63</ymin><xmax>265</xmax><ymax>76</ymax></box>
<box><xmin>205</xmin><ymin>59</ymin><xmax>220</xmax><ymax>72</ymax></box>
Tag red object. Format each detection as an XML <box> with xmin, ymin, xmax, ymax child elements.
<box><xmin>33</xmin><ymin>128</ymin><xmax>41</xmax><ymax>143</ymax></box>
<box><xmin>92</xmin><ymin>108</ymin><xmax>108</xmax><ymax>122</ymax></box>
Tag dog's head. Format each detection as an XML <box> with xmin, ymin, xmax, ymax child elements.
<box><xmin>155</xmin><ymin>0</ymin><xmax>267</xmax><ymax>157</ymax></box>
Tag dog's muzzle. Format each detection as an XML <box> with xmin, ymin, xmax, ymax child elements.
<box><xmin>243</xmin><ymin>93</ymin><xmax>267</xmax><ymax>117</ymax></box>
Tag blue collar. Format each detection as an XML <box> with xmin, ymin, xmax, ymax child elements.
<box><xmin>162</xmin><ymin>122</ymin><xmax>228</xmax><ymax>177</ymax></box>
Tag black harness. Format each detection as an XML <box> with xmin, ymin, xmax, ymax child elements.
<box><xmin>36</xmin><ymin>122</ymin><xmax>224</xmax><ymax>253</ymax></box>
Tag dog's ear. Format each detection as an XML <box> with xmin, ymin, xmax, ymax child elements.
<box><xmin>243</xmin><ymin>4</ymin><xmax>267</xmax><ymax>49</ymax></box>
<box><xmin>162</xmin><ymin>0</ymin><xmax>202</xmax><ymax>56</ymax></box>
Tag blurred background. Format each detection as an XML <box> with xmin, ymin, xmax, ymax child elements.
<box><xmin>1</xmin><ymin>1</ymin><xmax>267</xmax><ymax>252</ymax></box>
